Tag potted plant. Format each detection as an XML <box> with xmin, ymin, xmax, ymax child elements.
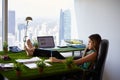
<box><xmin>3</xmin><ymin>41</ymin><xmax>8</xmax><ymax>53</ymax></box>
<box><xmin>2</xmin><ymin>41</ymin><xmax>11</xmax><ymax>60</ymax></box>
<box><xmin>33</xmin><ymin>39</ymin><xmax>39</xmax><ymax>49</ymax></box>
<box><xmin>64</xmin><ymin>57</ymin><xmax>74</xmax><ymax>69</ymax></box>
<box><xmin>14</xmin><ymin>62</ymin><xmax>22</xmax><ymax>77</ymax></box>
<box><xmin>36</xmin><ymin>58</ymin><xmax>46</xmax><ymax>73</ymax></box>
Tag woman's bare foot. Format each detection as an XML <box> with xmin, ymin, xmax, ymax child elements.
<box><xmin>24</xmin><ymin>46</ymin><xmax>32</xmax><ymax>56</ymax></box>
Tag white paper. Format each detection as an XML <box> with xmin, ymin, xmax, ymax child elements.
<box><xmin>45</xmin><ymin>62</ymin><xmax>51</xmax><ymax>66</ymax></box>
<box><xmin>44</xmin><ymin>59</ymin><xmax>51</xmax><ymax>62</ymax></box>
<box><xmin>24</xmin><ymin>62</ymin><xmax>52</xmax><ymax>69</ymax></box>
<box><xmin>0</xmin><ymin>63</ymin><xmax>14</xmax><ymax>68</ymax></box>
<box><xmin>16</xmin><ymin>57</ymin><xmax>52</xmax><ymax>69</ymax></box>
<box><xmin>16</xmin><ymin>57</ymin><xmax>41</xmax><ymax>63</ymax></box>
<box><xmin>24</xmin><ymin>63</ymin><xmax>37</xmax><ymax>69</ymax></box>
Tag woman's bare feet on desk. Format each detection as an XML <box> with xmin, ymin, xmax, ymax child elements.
<box><xmin>24</xmin><ymin>46</ymin><xmax>32</xmax><ymax>56</ymax></box>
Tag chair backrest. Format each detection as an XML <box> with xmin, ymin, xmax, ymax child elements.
<box><xmin>93</xmin><ymin>39</ymin><xmax>109</xmax><ymax>80</ymax></box>
<box><xmin>0</xmin><ymin>73</ymin><xmax>4</xmax><ymax>80</ymax></box>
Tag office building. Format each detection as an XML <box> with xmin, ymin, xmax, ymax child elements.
<box><xmin>59</xmin><ymin>9</ymin><xmax>71</xmax><ymax>44</ymax></box>
<box><xmin>8</xmin><ymin>11</ymin><xmax>15</xmax><ymax>35</ymax></box>
<box><xmin>18</xmin><ymin>24</ymin><xmax>26</xmax><ymax>42</ymax></box>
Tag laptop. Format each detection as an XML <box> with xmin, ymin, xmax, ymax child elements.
<box><xmin>37</xmin><ymin>36</ymin><xmax>55</xmax><ymax>49</ymax></box>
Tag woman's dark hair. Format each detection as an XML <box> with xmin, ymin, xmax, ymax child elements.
<box><xmin>89</xmin><ymin>34</ymin><xmax>102</xmax><ymax>53</ymax></box>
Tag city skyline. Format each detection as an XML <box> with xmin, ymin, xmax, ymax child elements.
<box><xmin>0</xmin><ymin>0</ymin><xmax>75</xmax><ymax>50</ymax></box>
<box><xmin>0</xmin><ymin>8</ymin><xmax>71</xmax><ymax>50</ymax></box>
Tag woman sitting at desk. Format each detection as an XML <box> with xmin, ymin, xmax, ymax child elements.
<box><xmin>50</xmin><ymin>34</ymin><xmax>102</xmax><ymax>69</ymax></box>
<box><xmin>24</xmin><ymin>39</ymin><xmax>65</xmax><ymax>59</ymax></box>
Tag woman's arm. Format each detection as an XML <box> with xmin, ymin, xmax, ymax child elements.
<box><xmin>49</xmin><ymin>57</ymin><xmax>65</xmax><ymax>63</ymax></box>
<box><xmin>50</xmin><ymin>52</ymin><xmax>97</xmax><ymax>65</ymax></box>
<box><xmin>74</xmin><ymin>52</ymin><xmax>97</xmax><ymax>65</ymax></box>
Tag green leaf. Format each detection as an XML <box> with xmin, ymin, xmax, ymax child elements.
<box><xmin>36</xmin><ymin>58</ymin><xmax>46</xmax><ymax>68</ymax></box>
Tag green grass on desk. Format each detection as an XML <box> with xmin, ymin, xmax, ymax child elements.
<box><xmin>0</xmin><ymin>51</ymin><xmax>82</xmax><ymax>80</ymax></box>
<box><xmin>1</xmin><ymin>63</ymin><xmax>81</xmax><ymax>80</ymax></box>
<box><xmin>0</xmin><ymin>51</ymin><xmax>30</xmax><ymax>62</ymax></box>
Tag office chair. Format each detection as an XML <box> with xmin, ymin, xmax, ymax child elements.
<box><xmin>82</xmin><ymin>39</ymin><xmax>109</xmax><ymax>80</ymax></box>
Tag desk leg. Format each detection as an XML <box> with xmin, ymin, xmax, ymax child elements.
<box><xmin>80</xmin><ymin>51</ymin><xmax>83</xmax><ymax>57</ymax></box>
<box><xmin>72</xmin><ymin>51</ymin><xmax>74</xmax><ymax>56</ymax></box>
<box><xmin>72</xmin><ymin>51</ymin><xmax>83</xmax><ymax>57</ymax></box>
<box><xmin>80</xmin><ymin>51</ymin><xmax>81</xmax><ymax>56</ymax></box>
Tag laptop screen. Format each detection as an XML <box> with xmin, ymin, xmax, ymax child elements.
<box><xmin>37</xmin><ymin>36</ymin><xmax>55</xmax><ymax>48</ymax></box>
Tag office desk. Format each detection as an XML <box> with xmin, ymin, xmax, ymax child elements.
<box><xmin>1</xmin><ymin>63</ymin><xmax>82</xmax><ymax>80</ymax></box>
<box><xmin>0</xmin><ymin>51</ymin><xmax>83</xmax><ymax>80</ymax></box>
<box><xmin>41</xmin><ymin>47</ymin><xmax>85</xmax><ymax>56</ymax></box>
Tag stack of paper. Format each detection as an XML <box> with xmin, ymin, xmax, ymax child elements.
<box><xmin>16</xmin><ymin>57</ymin><xmax>52</xmax><ymax>69</ymax></box>
<box><xmin>0</xmin><ymin>63</ymin><xmax>14</xmax><ymax>71</ymax></box>
<box><xmin>24</xmin><ymin>62</ymin><xmax>51</xmax><ymax>69</ymax></box>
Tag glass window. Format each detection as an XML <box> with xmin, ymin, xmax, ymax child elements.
<box><xmin>8</xmin><ymin>0</ymin><xmax>76</xmax><ymax>49</ymax></box>
<box><xmin>0</xmin><ymin>0</ymin><xmax>2</xmax><ymax>50</ymax></box>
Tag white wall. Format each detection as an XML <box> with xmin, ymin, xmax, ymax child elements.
<box><xmin>74</xmin><ymin>0</ymin><xmax>120</xmax><ymax>80</ymax></box>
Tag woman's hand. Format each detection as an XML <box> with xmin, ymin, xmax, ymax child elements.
<box><xmin>49</xmin><ymin>57</ymin><xmax>60</xmax><ymax>62</ymax></box>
